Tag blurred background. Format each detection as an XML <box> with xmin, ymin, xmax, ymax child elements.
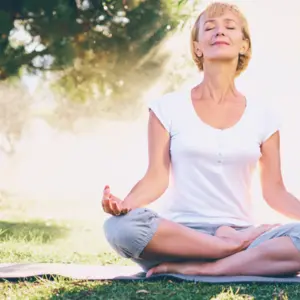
<box><xmin>0</xmin><ymin>0</ymin><xmax>299</xmax><ymax>263</ymax></box>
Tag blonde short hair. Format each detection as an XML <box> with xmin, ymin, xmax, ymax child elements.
<box><xmin>190</xmin><ymin>2</ymin><xmax>252</xmax><ymax>77</ymax></box>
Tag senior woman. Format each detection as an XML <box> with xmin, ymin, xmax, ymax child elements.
<box><xmin>102</xmin><ymin>2</ymin><xmax>300</xmax><ymax>277</ymax></box>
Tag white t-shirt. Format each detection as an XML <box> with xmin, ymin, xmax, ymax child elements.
<box><xmin>148</xmin><ymin>90</ymin><xmax>280</xmax><ymax>226</ymax></box>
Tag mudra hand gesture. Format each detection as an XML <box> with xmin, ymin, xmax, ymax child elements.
<box><xmin>102</xmin><ymin>185</ymin><xmax>130</xmax><ymax>216</ymax></box>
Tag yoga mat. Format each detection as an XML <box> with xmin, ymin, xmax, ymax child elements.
<box><xmin>1</xmin><ymin>263</ymin><xmax>300</xmax><ymax>283</ymax></box>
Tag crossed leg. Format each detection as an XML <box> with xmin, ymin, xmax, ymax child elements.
<box><xmin>104</xmin><ymin>208</ymin><xmax>278</xmax><ymax>274</ymax></box>
<box><xmin>147</xmin><ymin>223</ymin><xmax>300</xmax><ymax>277</ymax></box>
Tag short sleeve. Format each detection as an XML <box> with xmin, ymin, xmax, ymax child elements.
<box><xmin>148</xmin><ymin>93</ymin><xmax>173</xmax><ymax>133</ymax></box>
<box><xmin>261</xmin><ymin>106</ymin><xmax>281</xmax><ymax>143</ymax></box>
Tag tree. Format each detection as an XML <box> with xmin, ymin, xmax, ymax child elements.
<box><xmin>0</xmin><ymin>1</ymin><xmax>193</xmax><ymax>101</ymax></box>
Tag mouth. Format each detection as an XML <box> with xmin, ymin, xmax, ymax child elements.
<box><xmin>212</xmin><ymin>41</ymin><xmax>230</xmax><ymax>46</ymax></box>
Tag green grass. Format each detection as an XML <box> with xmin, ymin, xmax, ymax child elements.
<box><xmin>1</xmin><ymin>276</ymin><xmax>299</xmax><ymax>299</ymax></box>
<box><xmin>1</xmin><ymin>199</ymin><xmax>300</xmax><ymax>299</ymax></box>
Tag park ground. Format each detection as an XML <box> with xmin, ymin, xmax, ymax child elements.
<box><xmin>0</xmin><ymin>197</ymin><xmax>299</xmax><ymax>300</ymax></box>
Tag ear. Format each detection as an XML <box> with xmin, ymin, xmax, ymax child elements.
<box><xmin>193</xmin><ymin>41</ymin><xmax>203</xmax><ymax>57</ymax></box>
<box><xmin>240</xmin><ymin>38</ymin><xmax>250</xmax><ymax>55</ymax></box>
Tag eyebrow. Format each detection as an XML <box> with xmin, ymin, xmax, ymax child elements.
<box><xmin>204</xmin><ymin>18</ymin><xmax>237</xmax><ymax>25</ymax></box>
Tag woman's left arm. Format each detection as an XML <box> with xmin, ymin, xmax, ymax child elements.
<box><xmin>260</xmin><ymin>131</ymin><xmax>300</xmax><ymax>220</ymax></box>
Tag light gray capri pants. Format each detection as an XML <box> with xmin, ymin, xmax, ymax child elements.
<box><xmin>104</xmin><ymin>207</ymin><xmax>300</xmax><ymax>271</ymax></box>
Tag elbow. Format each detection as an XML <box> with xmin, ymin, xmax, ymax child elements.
<box><xmin>262</xmin><ymin>188</ymin><xmax>277</xmax><ymax>207</ymax></box>
<box><xmin>144</xmin><ymin>170</ymin><xmax>169</xmax><ymax>194</ymax></box>
<box><xmin>152</xmin><ymin>174</ymin><xmax>169</xmax><ymax>195</ymax></box>
<box><xmin>262</xmin><ymin>187</ymin><xmax>273</xmax><ymax>205</ymax></box>
<box><xmin>262</xmin><ymin>182</ymin><xmax>286</xmax><ymax>207</ymax></box>
<box><xmin>263</xmin><ymin>194</ymin><xmax>276</xmax><ymax>209</ymax></box>
<box><xmin>160</xmin><ymin>179</ymin><xmax>169</xmax><ymax>194</ymax></box>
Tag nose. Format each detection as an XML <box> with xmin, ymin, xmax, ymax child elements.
<box><xmin>215</xmin><ymin>31</ymin><xmax>225</xmax><ymax>37</ymax></box>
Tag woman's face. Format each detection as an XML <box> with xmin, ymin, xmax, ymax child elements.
<box><xmin>194</xmin><ymin>10</ymin><xmax>248</xmax><ymax>63</ymax></box>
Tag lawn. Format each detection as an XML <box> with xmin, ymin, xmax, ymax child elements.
<box><xmin>0</xmin><ymin>197</ymin><xmax>300</xmax><ymax>299</ymax></box>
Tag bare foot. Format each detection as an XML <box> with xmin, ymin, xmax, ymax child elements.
<box><xmin>215</xmin><ymin>224</ymin><xmax>279</xmax><ymax>249</ymax></box>
<box><xmin>146</xmin><ymin>261</ymin><xmax>215</xmax><ymax>277</ymax></box>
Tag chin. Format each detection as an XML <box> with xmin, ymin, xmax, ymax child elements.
<box><xmin>207</xmin><ymin>53</ymin><xmax>238</xmax><ymax>62</ymax></box>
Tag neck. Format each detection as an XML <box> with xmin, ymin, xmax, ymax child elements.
<box><xmin>200</xmin><ymin>61</ymin><xmax>238</xmax><ymax>103</ymax></box>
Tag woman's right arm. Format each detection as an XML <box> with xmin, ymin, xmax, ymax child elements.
<box><xmin>122</xmin><ymin>110</ymin><xmax>171</xmax><ymax>209</ymax></box>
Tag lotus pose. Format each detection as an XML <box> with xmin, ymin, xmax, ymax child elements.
<box><xmin>102</xmin><ymin>2</ymin><xmax>300</xmax><ymax>277</ymax></box>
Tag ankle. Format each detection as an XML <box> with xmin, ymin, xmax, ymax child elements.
<box><xmin>212</xmin><ymin>260</ymin><xmax>225</xmax><ymax>276</ymax></box>
<box><xmin>199</xmin><ymin>261</ymin><xmax>223</xmax><ymax>276</ymax></box>
<box><xmin>219</xmin><ymin>237</ymin><xmax>245</xmax><ymax>257</ymax></box>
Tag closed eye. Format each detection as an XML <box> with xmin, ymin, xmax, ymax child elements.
<box><xmin>205</xmin><ymin>27</ymin><xmax>235</xmax><ymax>31</ymax></box>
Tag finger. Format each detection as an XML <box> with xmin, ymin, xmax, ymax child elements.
<box><xmin>102</xmin><ymin>185</ymin><xmax>113</xmax><ymax>213</ymax></box>
<box><xmin>102</xmin><ymin>199</ymin><xmax>113</xmax><ymax>214</ymax></box>
<box><xmin>259</xmin><ymin>224</ymin><xmax>275</xmax><ymax>233</ymax></box>
<box><xmin>262</xmin><ymin>224</ymin><xmax>279</xmax><ymax>231</ymax></box>
<box><xmin>111</xmin><ymin>196</ymin><xmax>129</xmax><ymax>215</ymax></box>
<box><xmin>258</xmin><ymin>224</ymin><xmax>269</xmax><ymax>232</ymax></box>
<box><xmin>268</xmin><ymin>224</ymin><xmax>280</xmax><ymax>231</ymax></box>
<box><xmin>102</xmin><ymin>185</ymin><xmax>111</xmax><ymax>200</ymax></box>
<box><xmin>108</xmin><ymin>195</ymin><xmax>122</xmax><ymax>215</ymax></box>
<box><xmin>120</xmin><ymin>208</ymin><xmax>129</xmax><ymax>215</ymax></box>
<box><xmin>110</xmin><ymin>200</ymin><xmax>122</xmax><ymax>215</ymax></box>
<box><xmin>120</xmin><ymin>206</ymin><xmax>130</xmax><ymax>215</ymax></box>
<box><xmin>102</xmin><ymin>199</ymin><xmax>121</xmax><ymax>216</ymax></box>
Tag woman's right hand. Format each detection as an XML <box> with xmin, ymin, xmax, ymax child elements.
<box><xmin>101</xmin><ymin>185</ymin><xmax>130</xmax><ymax>216</ymax></box>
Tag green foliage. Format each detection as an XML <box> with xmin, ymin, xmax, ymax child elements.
<box><xmin>51</xmin><ymin>0</ymin><xmax>194</xmax><ymax>108</ymax></box>
<box><xmin>0</xmin><ymin>0</ymin><xmax>196</xmax><ymax>117</ymax></box>
<box><xmin>0</xmin><ymin>1</ymin><xmax>191</xmax><ymax>76</ymax></box>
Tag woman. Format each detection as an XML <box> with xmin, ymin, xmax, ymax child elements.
<box><xmin>102</xmin><ymin>2</ymin><xmax>300</xmax><ymax>277</ymax></box>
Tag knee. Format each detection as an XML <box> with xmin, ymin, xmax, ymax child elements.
<box><xmin>103</xmin><ymin>208</ymin><xmax>160</xmax><ymax>259</ymax></box>
<box><xmin>282</xmin><ymin>223</ymin><xmax>300</xmax><ymax>249</ymax></box>
<box><xmin>280</xmin><ymin>223</ymin><xmax>300</xmax><ymax>237</ymax></box>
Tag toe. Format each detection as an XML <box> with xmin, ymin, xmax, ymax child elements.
<box><xmin>146</xmin><ymin>268</ymin><xmax>154</xmax><ymax>278</ymax></box>
<box><xmin>146</xmin><ymin>264</ymin><xmax>168</xmax><ymax>277</ymax></box>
